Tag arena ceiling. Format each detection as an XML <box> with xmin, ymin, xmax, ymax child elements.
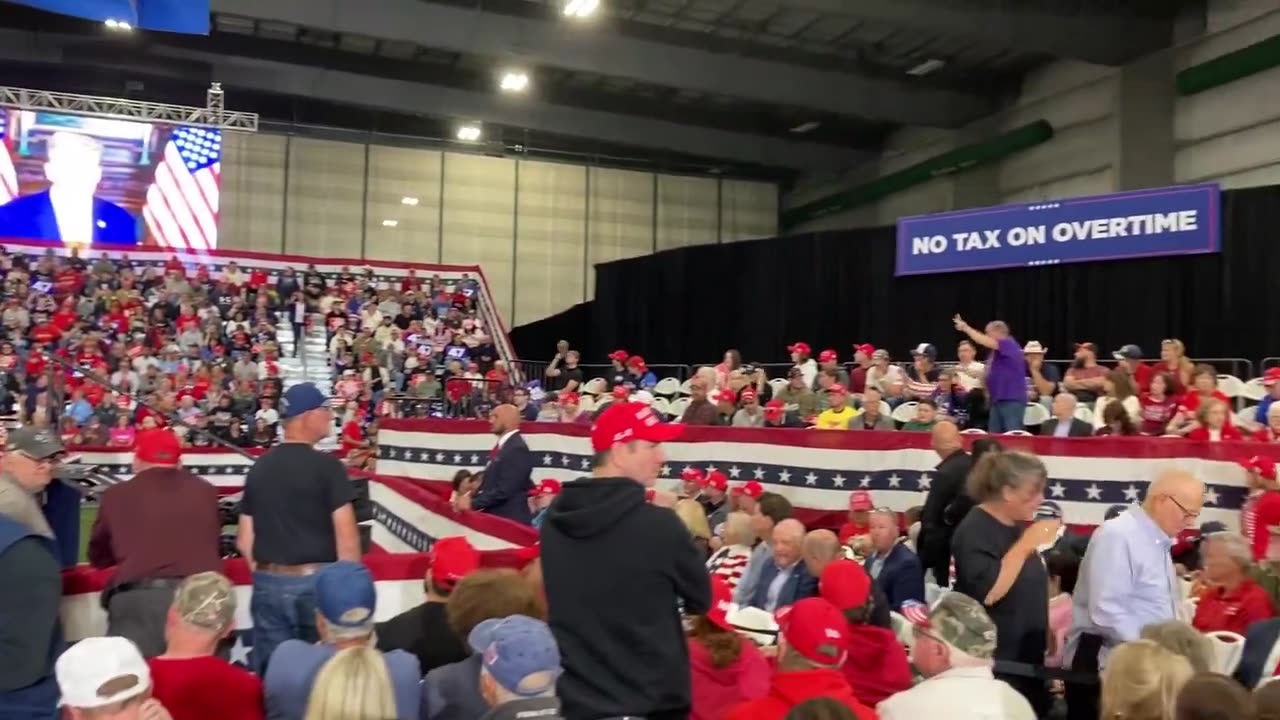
<box><xmin>0</xmin><ymin>0</ymin><xmax>1199</xmax><ymax>181</ymax></box>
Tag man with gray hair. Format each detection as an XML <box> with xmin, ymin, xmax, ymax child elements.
<box><xmin>1041</xmin><ymin>393</ymin><xmax>1092</xmax><ymax>437</ymax></box>
<box><xmin>877</xmin><ymin>593</ymin><xmax>1035</xmax><ymax>719</ymax></box>
<box><xmin>747</xmin><ymin>518</ymin><xmax>817</xmax><ymax>611</ymax></box>
<box><xmin>263</xmin><ymin>561</ymin><xmax>421</xmax><ymax>720</ymax></box>
<box><xmin>148</xmin><ymin>572</ymin><xmax>264</xmax><ymax>718</ymax></box>
<box><xmin>1190</xmin><ymin>532</ymin><xmax>1273</xmax><ymax>636</ymax></box>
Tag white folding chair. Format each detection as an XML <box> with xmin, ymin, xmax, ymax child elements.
<box><xmin>678</xmin><ymin>378</ymin><xmax>693</xmax><ymax>396</ymax></box>
<box><xmin>1235</xmin><ymin>406</ymin><xmax>1257</xmax><ymax>429</ymax></box>
<box><xmin>1205</xmin><ymin>630</ymin><xmax>1246</xmax><ymax>675</ymax></box>
<box><xmin>1003</xmin><ymin>430</ymin><xmax>1033</xmax><ymax>436</ymax></box>
<box><xmin>668</xmin><ymin>397</ymin><xmax>690</xmax><ymax>418</ymax></box>
<box><xmin>650</xmin><ymin>397</ymin><xmax>670</xmax><ymax>416</ymax></box>
<box><xmin>1073</xmin><ymin>405</ymin><xmax>1094</xmax><ymax>425</ymax></box>
<box><xmin>891</xmin><ymin>402</ymin><xmax>918</xmax><ymax>424</ymax></box>
<box><xmin>955</xmin><ymin>372</ymin><xmax>982</xmax><ymax>391</ymax></box>
<box><xmin>1218</xmin><ymin>374</ymin><xmax>1246</xmax><ymax>399</ymax></box>
<box><xmin>769</xmin><ymin>378</ymin><xmax>789</xmax><ymax>395</ymax></box>
<box><xmin>960</xmin><ymin>428</ymin><xmax>988</xmax><ymax>435</ymax></box>
<box><xmin>1023</xmin><ymin>403</ymin><xmax>1050</xmax><ymax>427</ymax></box>
<box><xmin>577</xmin><ymin>395</ymin><xmax>596</xmax><ymax>413</ymax></box>
<box><xmin>878</xmin><ymin>400</ymin><xmax>893</xmax><ymax>417</ymax></box>
<box><xmin>582</xmin><ymin>377</ymin><xmax>607</xmax><ymax>395</ymax></box>
<box><xmin>1243</xmin><ymin>377</ymin><xmax>1269</xmax><ymax>402</ymax></box>
<box><xmin>653</xmin><ymin>377</ymin><xmax>681</xmax><ymax>396</ymax></box>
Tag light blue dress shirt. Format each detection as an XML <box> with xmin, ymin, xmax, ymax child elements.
<box><xmin>763</xmin><ymin>563</ymin><xmax>796</xmax><ymax>612</ymax></box>
<box><xmin>734</xmin><ymin>542</ymin><xmax>772</xmax><ymax>605</ymax></box>
<box><xmin>1064</xmin><ymin>506</ymin><xmax>1179</xmax><ymax>667</ymax></box>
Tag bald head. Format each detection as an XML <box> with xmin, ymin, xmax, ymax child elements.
<box><xmin>489</xmin><ymin>404</ymin><xmax>520</xmax><ymax>435</ymax></box>
<box><xmin>802</xmin><ymin>529</ymin><xmax>842</xmax><ymax>577</ymax></box>
<box><xmin>931</xmin><ymin>420</ymin><xmax>961</xmax><ymax>456</ymax></box>
<box><xmin>1143</xmin><ymin>468</ymin><xmax>1205</xmax><ymax>538</ymax></box>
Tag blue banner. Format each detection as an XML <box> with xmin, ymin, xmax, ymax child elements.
<box><xmin>895</xmin><ymin>183</ymin><xmax>1220</xmax><ymax>277</ymax></box>
<box><xmin>10</xmin><ymin>0</ymin><xmax>209</xmax><ymax>34</ymax></box>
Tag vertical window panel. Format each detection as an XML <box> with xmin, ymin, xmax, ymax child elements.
<box><xmin>441</xmin><ymin>153</ymin><xmax>516</xmax><ymax>322</ymax></box>
<box><xmin>720</xmin><ymin>179</ymin><xmax>779</xmax><ymax>242</ymax></box>
<box><xmin>365</xmin><ymin>146</ymin><xmax>443</xmax><ymax>263</ymax></box>
<box><xmin>586</xmin><ymin>167</ymin><xmax>654</xmax><ymax>301</ymax></box>
<box><xmin>285</xmin><ymin>138</ymin><xmax>366</xmax><ymax>259</ymax></box>
<box><xmin>514</xmin><ymin>160</ymin><xmax>586</xmax><ymax>326</ymax></box>
<box><xmin>218</xmin><ymin>132</ymin><xmax>286</xmax><ymax>253</ymax></box>
<box><xmin>656</xmin><ymin>175</ymin><xmax>718</xmax><ymax>250</ymax></box>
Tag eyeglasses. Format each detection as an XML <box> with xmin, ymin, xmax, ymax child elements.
<box><xmin>1164</xmin><ymin>494</ymin><xmax>1200</xmax><ymax>521</ymax></box>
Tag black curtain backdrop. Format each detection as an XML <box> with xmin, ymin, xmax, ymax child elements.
<box><xmin>510</xmin><ymin>184</ymin><xmax>1280</xmax><ymax>369</ymax></box>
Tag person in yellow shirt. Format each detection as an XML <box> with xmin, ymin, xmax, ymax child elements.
<box><xmin>815</xmin><ymin>384</ymin><xmax>859</xmax><ymax>430</ymax></box>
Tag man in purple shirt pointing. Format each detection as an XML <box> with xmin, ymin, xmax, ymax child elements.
<box><xmin>953</xmin><ymin>316</ymin><xmax>1028</xmax><ymax>433</ymax></box>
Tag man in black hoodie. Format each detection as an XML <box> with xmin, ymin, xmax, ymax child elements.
<box><xmin>542</xmin><ymin>401</ymin><xmax>711</xmax><ymax>720</ymax></box>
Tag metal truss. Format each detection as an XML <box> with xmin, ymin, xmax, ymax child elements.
<box><xmin>0</xmin><ymin>84</ymin><xmax>258</xmax><ymax>131</ymax></box>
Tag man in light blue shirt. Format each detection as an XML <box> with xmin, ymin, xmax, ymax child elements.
<box><xmin>733</xmin><ymin>492</ymin><xmax>793</xmax><ymax>605</ymax></box>
<box><xmin>1063</xmin><ymin>469</ymin><xmax>1203</xmax><ymax>720</ymax></box>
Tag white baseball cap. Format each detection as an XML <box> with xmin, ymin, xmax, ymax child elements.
<box><xmin>56</xmin><ymin>637</ymin><xmax>151</xmax><ymax>709</ymax></box>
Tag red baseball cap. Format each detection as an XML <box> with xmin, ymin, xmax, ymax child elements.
<box><xmin>828</xmin><ymin>384</ymin><xmax>848</xmax><ymax>397</ymax></box>
<box><xmin>560</xmin><ymin>392</ymin><xmax>580</xmax><ymax>406</ymax></box>
<box><xmin>705</xmin><ymin>575</ymin><xmax>734</xmax><ymax>631</ymax></box>
<box><xmin>627</xmin><ymin>355</ymin><xmax>647</xmax><ymax>370</ymax></box>
<box><xmin>681</xmin><ymin>467</ymin><xmax>706</xmax><ymax>483</ymax></box>
<box><xmin>429</xmin><ymin>536</ymin><xmax>480</xmax><ymax>589</ymax></box>
<box><xmin>787</xmin><ymin>342</ymin><xmax>811</xmax><ymax>356</ymax></box>
<box><xmin>608</xmin><ymin>350</ymin><xmax>629</xmax><ymax>362</ymax></box>
<box><xmin>818</xmin><ymin>349</ymin><xmax>838</xmax><ymax>363</ymax></box>
<box><xmin>848</xmin><ymin>489</ymin><xmax>873</xmax><ymax>511</ymax></box>
<box><xmin>820</xmin><ymin>559</ymin><xmax>871</xmax><ymax>610</ymax></box>
<box><xmin>763</xmin><ymin>399</ymin><xmax>785</xmax><ymax>420</ymax></box>
<box><xmin>714</xmin><ymin>388</ymin><xmax>737</xmax><ymax>404</ymax></box>
<box><xmin>700</xmin><ymin>470</ymin><xmax>728</xmax><ymax>492</ymax></box>
<box><xmin>528</xmin><ymin>478</ymin><xmax>562</xmax><ymax>497</ymax></box>
<box><xmin>732</xmin><ymin>480</ymin><xmax>764</xmax><ymax>499</ymax></box>
<box><xmin>853</xmin><ymin>343</ymin><xmax>875</xmax><ymax>356</ymax></box>
<box><xmin>135</xmin><ymin>428</ymin><xmax>181</xmax><ymax>465</ymax></box>
<box><xmin>741</xmin><ymin>387</ymin><xmax>758</xmax><ymax>402</ymax></box>
<box><xmin>1241</xmin><ymin>456</ymin><xmax>1278</xmax><ymax>481</ymax></box>
<box><xmin>775</xmin><ymin>597</ymin><xmax>849</xmax><ymax>666</ymax></box>
<box><xmin>590</xmin><ymin>401</ymin><xmax>683</xmax><ymax>452</ymax></box>
<box><xmin>611</xmin><ymin>385</ymin><xmax>630</xmax><ymax>400</ymax></box>
<box><xmin>1265</xmin><ymin>368</ymin><xmax>1280</xmax><ymax>387</ymax></box>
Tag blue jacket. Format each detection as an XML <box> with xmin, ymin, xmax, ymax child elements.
<box><xmin>866</xmin><ymin>543</ymin><xmax>926</xmax><ymax>610</ymax></box>
<box><xmin>471</xmin><ymin>432</ymin><xmax>534</xmax><ymax>524</ymax></box>
<box><xmin>423</xmin><ymin>654</ymin><xmax>489</xmax><ymax>720</ymax></box>
<box><xmin>748</xmin><ymin>560</ymin><xmax>818</xmax><ymax>611</ymax></box>
<box><xmin>0</xmin><ymin>191</ymin><xmax>138</xmax><ymax>245</ymax></box>
<box><xmin>1236</xmin><ymin>618</ymin><xmax>1280</xmax><ymax>688</ymax></box>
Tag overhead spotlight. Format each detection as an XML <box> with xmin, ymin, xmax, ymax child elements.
<box><xmin>382</xmin><ymin>219</ymin><xmax>399</xmax><ymax>228</ymax></box>
<box><xmin>105</xmin><ymin>18</ymin><xmax>133</xmax><ymax>31</ymax></box>
<box><xmin>906</xmin><ymin>58</ymin><xmax>946</xmax><ymax>77</ymax></box>
<box><xmin>789</xmin><ymin>121</ymin><xmax>821</xmax><ymax>134</ymax></box>
<box><xmin>400</xmin><ymin>196</ymin><xmax>419</xmax><ymax>206</ymax></box>
<box><xmin>563</xmin><ymin>0</ymin><xmax>600</xmax><ymax>18</ymax></box>
<box><xmin>456</xmin><ymin>124</ymin><xmax>482</xmax><ymax>142</ymax></box>
<box><xmin>500</xmin><ymin>71</ymin><xmax>530</xmax><ymax>93</ymax></box>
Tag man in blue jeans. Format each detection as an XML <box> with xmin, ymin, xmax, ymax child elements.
<box><xmin>237</xmin><ymin>383</ymin><xmax>362</xmax><ymax>673</ymax></box>
<box><xmin>952</xmin><ymin>315</ymin><xmax>1028</xmax><ymax>433</ymax></box>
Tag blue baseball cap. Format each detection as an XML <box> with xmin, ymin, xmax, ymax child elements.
<box><xmin>314</xmin><ymin>561</ymin><xmax>376</xmax><ymax>628</ymax></box>
<box><xmin>280</xmin><ymin>382</ymin><xmax>329</xmax><ymax>420</ymax></box>
<box><xmin>468</xmin><ymin>615</ymin><xmax>561</xmax><ymax>696</ymax></box>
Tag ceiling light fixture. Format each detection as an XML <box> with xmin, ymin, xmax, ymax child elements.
<box><xmin>401</xmin><ymin>196</ymin><xmax>419</xmax><ymax>206</ymax></box>
<box><xmin>906</xmin><ymin>58</ymin><xmax>946</xmax><ymax>77</ymax></box>
<box><xmin>500</xmin><ymin>71</ymin><xmax>530</xmax><ymax>93</ymax></box>
<box><xmin>456</xmin><ymin>124</ymin><xmax>482</xmax><ymax>142</ymax></box>
<box><xmin>790</xmin><ymin>121</ymin><xmax>821</xmax><ymax>134</ymax></box>
<box><xmin>382</xmin><ymin>219</ymin><xmax>399</xmax><ymax>228</ymax></box>
<box><xmin>563</xmin><ymin>0</ymin><xmax>600</xmax><ymax>18</ymax></box>
<box><xmin>104</xmin><ymin>18</ymin><xmax>133</xmax><ymax>31</ymax></box>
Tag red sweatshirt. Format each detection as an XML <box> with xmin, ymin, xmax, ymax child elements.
<box><xmin>687</xmin><ymin>638</ymin><xmax>770</xmax><ymax>720</ymax></box>
<box><xmin>842</xmin><ymin>624</ymin><xmax>913</xmax><ymax>706</ymax></box>
<box><xmin>723</xmin><ymin>668</ymin><xmax>879</xmax><ymax>720</ymax></box>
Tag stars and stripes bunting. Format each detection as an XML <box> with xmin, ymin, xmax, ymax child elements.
<box><xmin>143</xmin><ymin>126</ymin><xmax>221</xmax><ymax>250</ymax></box>
<box><xmin>377</xmin><ymin>419</ymin><xmax>1260</xmax><ymax>530</ymax></box>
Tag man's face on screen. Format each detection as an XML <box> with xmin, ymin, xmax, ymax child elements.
<box><xmin>44</xmin><ymin>133</ymin><xmax>104</xmax><ymax>197</ymax></box>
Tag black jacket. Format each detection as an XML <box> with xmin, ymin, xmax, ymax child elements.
<box><xmin>1039</xmin><ymin>418</ymin><xmax>1094</xmax><ymax>437</ymax></box>
<box><xmin>472</xmin><ymin>432</ymin><xmax>534</xmax><ymax>524</ymax></box>
<box><xmin>542</xmin><ymin>476</ymin><xmax>711</xmax><ymax>720</ymax></box>
<box><xmin>918</xmin><ymin>449</ymin><xmax>972</xmax><ymax>585</ymax></box>
<box><xmin>375</xmin><ymin>600</ymin><xmax>468</xmax><ymax>675</ymax></box>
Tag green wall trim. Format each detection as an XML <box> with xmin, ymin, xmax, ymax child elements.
<box><xmin>1177</xmin><ymin>32</ymin><xmax>1280</xmax><ymax>96</ymax></box>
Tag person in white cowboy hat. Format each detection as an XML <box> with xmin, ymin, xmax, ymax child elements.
<box><xmin>1021</xmin><ymin>340</ymin><xmax>1060</xmax><ymax>407</ymax></box>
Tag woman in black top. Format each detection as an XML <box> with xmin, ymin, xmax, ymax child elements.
<box><xmin>951</xmin><ymin>450</ymin><xmax>1061</xmax><ymax>716</ymax></box>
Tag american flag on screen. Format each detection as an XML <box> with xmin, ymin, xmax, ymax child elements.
<box><xmin>143</xmin><ymin>126</ymin><xmax>221</xmax><ymax>250</ymax></box>
<box><xmin>0</xmin><ymin>114</ymin><xmax>17</xmax><ymax>205</ymax></box>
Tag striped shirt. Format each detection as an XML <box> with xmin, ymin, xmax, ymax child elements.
<box><xmin>708</xmin><ymin>544</ymin><xmax>754</xmax><ymax>595</ymax></box>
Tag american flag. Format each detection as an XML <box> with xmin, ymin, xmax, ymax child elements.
<box><xmin>0</xmin><ymin>113</ymin><xmax>17</xmax><ymax>205</ymax></box>
<box><xmin>143</xmin><ymin>126</ymin><xmax>221</xmax><ymax>250</ymax></box>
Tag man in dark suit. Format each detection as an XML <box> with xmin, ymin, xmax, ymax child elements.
<box><xmin>748</xmin><ymin>518</ymin><xmax>817</xmax><ymax>611</ymax></box>
<box><xmin>919</xmin><ymin>421</ymin><xmax>970</xmax><ymax>586</ymax></box>
<box><xmin>1040</xmin><ymin>393</ymin><xmax>1094</xmax><ymax>438</ymax></box>
<box><xmin>0</xmin><ymin>132</ymin><xmax>138</xmax><ymax>246</ymax></box>
<box><xmin>864</xmin><ymin>509</ymin><xmax>925</xmax><ymax>610</ymax></box>
<box><xmin>459</xmin><ymin>404</ymin><xmax>534</xmax><ymax>524</ymax></box>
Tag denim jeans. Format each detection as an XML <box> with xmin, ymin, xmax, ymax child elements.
<box><xmin>0</xmin><ymin>676</ymin><xmax>57</xmax><ymax>720</ymax></box>
<box><xmin>249</xmin><ymin>571</ymin><xmax>320</xmax><ymax>674</ymax></box>
<box><xmin>988</xmin><ymin>399</ymin><xmax>1026</xmax><ymax>433</ymax></box>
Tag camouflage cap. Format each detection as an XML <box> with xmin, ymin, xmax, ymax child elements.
<box><xmin>173</xmin><ymin>572</ymin><xmax>236</xmax><ymax>631</ymax></box>
<box><xmin>5</xmin><ymin>426</ymin><xmax>66</xmax><ymax>460</ymax></box>
<box><xmin>921</xmin><ymin>592</ymin><xmax>997</xmax><ymax>659</ymax></box>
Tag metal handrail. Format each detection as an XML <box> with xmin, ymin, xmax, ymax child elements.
<box><xmin>42</xmin><ymin>352</ymin><xmax>257</xmax><ymax>462</ymax></box>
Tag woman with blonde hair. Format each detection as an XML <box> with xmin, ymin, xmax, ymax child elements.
<box><xmin>304</xmin><ymin>646</ymin><xmax>398</xmax><ymax>720</ymax></box>
<box><xmin>1160</xmin><ymin>339</ymin><xmax>1195</xmax><ymax>395</ymax></box>
<box><xmin>1140</xmin><ymin>621</ymin><xmax>1214</xmax><ymax>674</ymax></box>
<box><xmin>1187</xmin><ymin>398</ymin><xmax>1243</xmax><ymax>442</ymax></box>
<box><xmin>1100</xmin><ymin>640</ymin><xmax>1194</xmax><ymax>720</ymax></box>
<box><xmin>707</xmin><ymin>511</ymin><xmax>755</xmax><ymax>594</ymax></box>
<box><xmin>674</xmin><ymin>498</ymin><xmax>712</xmax><ymax>559</ymax></box>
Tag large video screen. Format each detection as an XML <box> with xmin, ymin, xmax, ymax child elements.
<box><xmin>0</xmin><ymin>109</ymin><xmax>221</xmax><ymax>249</ymax></box>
